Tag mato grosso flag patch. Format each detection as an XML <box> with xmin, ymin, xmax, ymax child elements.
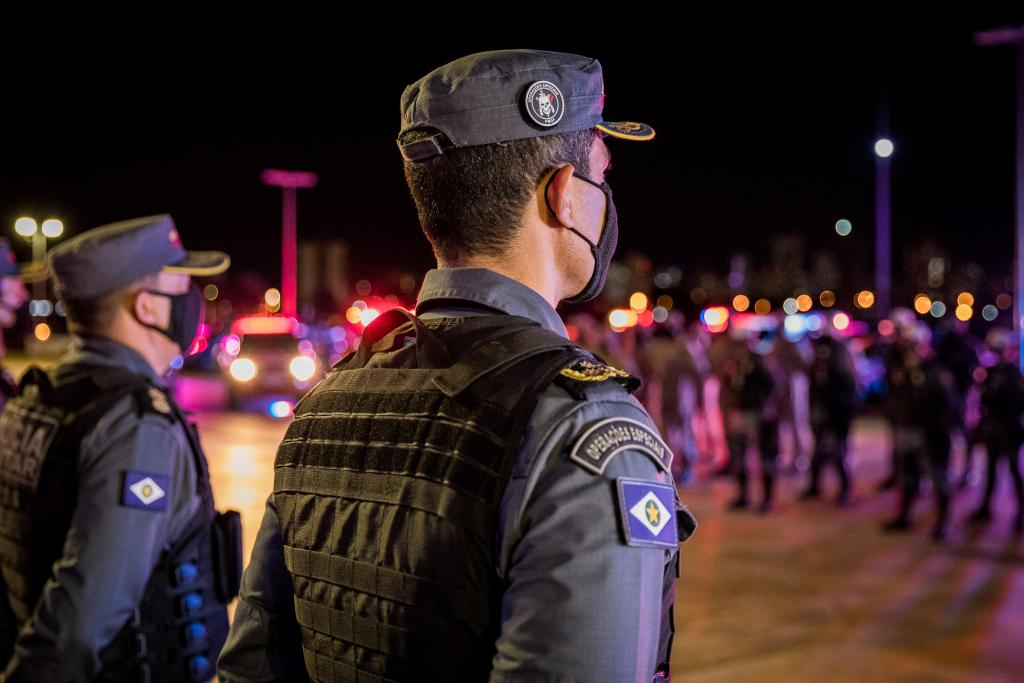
<box><xmin>616</xmin><ymin>478</ymin><xmax>678</xmax><ymax>549</ymax></box>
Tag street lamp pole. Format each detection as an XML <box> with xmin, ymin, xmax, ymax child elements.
<box><xmin>14</xmin><ymin>217</ymin><xmax>63</xmax><ymax>307</ymax></box>
<box><xmin>261</xmin><ymin>169</ymin><xmax>319</xmax><ymax>318</ymax></box>
<box><xmin>975</xmin><ymin>26</ymin><xmax>1024</xmax><ymax>369</ymax></box>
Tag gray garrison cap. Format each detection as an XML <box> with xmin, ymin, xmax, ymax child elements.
<box><xmin>398</xmin><ymin>49</ymin><xmax>655</xmax><ymax>161</ymax></box>
<box><xmin>48</xmin><ymin>214</ymin><xmax>230</xmax><ymax>299</ymax></box>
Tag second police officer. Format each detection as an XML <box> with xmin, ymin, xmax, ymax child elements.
<box><xmin>0</xmin><ymin>216</ymin><xmax>241</xmax><ymax>681</ymax></box>
<box><xmin>219</xmin><ymin>50</ymin><xmax>697</xmax><ymax>682</ymax></box>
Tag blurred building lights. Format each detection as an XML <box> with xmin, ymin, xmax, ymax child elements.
<box><xmin>700</xmin><ymin>307</ymin><xmax>730</xmax><ymax>333</ymax></box>
<box><xmin>819</xmin><ymin>291</ymin><xmax>836</xmax><ymax>308</ymax></box>
<box><xmin>608</xmin><ymin>309</ymin><xmax>633</xmax><ymax>329</ymax></box>
<box><xmin>835</xmin><ymin>219</ymin><xmax>852</xmax><ymax>236</ymax></box>
<box><xmin>855</xmin><ymin>290</ymin><xmax>876</xmax><ymax>309</ymax></box>
<box><xmin>733</xmin><ymin>294</ymin><xmax>750</xmax><ymax>312</ymax></box>
<box><xmin>629</xmin><ymin>292</ymin><xmax>648</xmax><ymax>311</ymax></box>
<box><xmin>754</xmin><ymin>298</ymin><xmax>771</xmax><ymax>315</ymax></box>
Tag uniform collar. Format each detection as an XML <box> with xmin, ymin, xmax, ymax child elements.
<box><xmin>63</xmin><ymin>335</ymin><xmax>165</xmax><ymax>386</ymax></box>
<box><xmin>416</xmin><ymin>267</ymin><xmax>569</xmax><ymax>339</ymax></box>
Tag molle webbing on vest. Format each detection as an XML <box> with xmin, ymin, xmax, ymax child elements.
<box><xmin>274</xmin><ymin>310</ymin><xmax>581</xmax><ymax>682</ymax></box>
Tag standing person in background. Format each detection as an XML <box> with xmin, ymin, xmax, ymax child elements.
<box><xmin>728</xmin><ymin>334</ymin><xmax>781</xmax><ymax>513</ymax></box>
<box><xmin>773</xmin><ymin>334</ymin><xmax>813</xmax><ymax>472</ymax></box>
<box><xmin>968</xmin><ymin>328</ymin><xmax>1024</xmax><ymax>533</ymax></box>
<box><xmin>800</xmin><ymin>334</ymin><xmax>858</xmax><ymax>506</ymax></box>
<box><xmin>882</xmin><ymin>326</ymin><xmax>957</xmax><ymax>541</ymax></box>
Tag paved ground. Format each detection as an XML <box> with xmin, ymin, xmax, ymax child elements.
<box><xmin>673</xmin><ymin>417</ymin><xmax>1024</xmax><ymax>683</ymax></box>
<box><xmin>195</xmin><ymin>411</ymin><xmax>1024</xmax><ymax>681</ymax></box>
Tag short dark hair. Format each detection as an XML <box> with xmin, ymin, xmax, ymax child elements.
<box><xmin>61</xmin><ymin>273</ymin><xmax>160</xmax><ymax>334</ymax></box>
<box><xmin>401</xmin><ymin>129</ymin><xmax>595</xmax><ymax>263</ymax></box>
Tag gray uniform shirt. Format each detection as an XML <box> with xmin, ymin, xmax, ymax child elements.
<box><xmin>219</xmin><ymin>268</ymin><xmax>679</xmax><ymax>683</ymax></box>
<box><xmin>4</xmin><ymin>337</ymin><xmax>201</xmax><ymax>682</ymax></box>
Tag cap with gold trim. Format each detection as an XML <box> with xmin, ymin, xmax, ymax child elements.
<box><xmin>48</xmin><ymin>214</ymin><xmax>230</xmax><ymax>299</ymax></box>
<box><xmin>397</xmin><ymin>49</ymin><xmax>655</xmax><ymax>162</ymax></box>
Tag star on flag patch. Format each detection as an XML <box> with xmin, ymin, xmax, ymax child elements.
<box><xmin>122</xmin><ymin>471</ymin><xmax>169</xmax><ymax>511</ymax></box>
<box><xmin>616</xmin><ymin>478</ymin><xmax>677</xmax><ymax>549</ymax></box>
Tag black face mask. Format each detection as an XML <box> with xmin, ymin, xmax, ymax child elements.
<box><xmin>139</xmin><ymin>283</ymin><xmax>204</xmax><ymax>353</ymax></box>
<box><xmin>545</xmin><ymin>171</ymin><xmax>619</xmax><ymax>304</ymax></box>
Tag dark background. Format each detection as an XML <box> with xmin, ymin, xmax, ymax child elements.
<box><xmin>3</xmin><ymin>14</ymin><xmax>1023</xmax><ymax>287</ymax></box>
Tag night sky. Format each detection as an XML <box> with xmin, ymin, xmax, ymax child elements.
<box><xmin>4</xmin><ymin>15</ymin><xmax>1023</xmax><ymax>293</ymax></box>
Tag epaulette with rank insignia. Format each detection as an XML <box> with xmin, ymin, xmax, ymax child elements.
<box><xmin>132</xmin><ymin>385</ymin><xmax>176</xmax><ymax>422</ymax></box>
<box><xmin>554</xmin><ymin>357</ymin><xmax>641</xmax><ymax>398</ymax></box>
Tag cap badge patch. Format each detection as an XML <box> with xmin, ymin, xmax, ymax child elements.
<box><xmin>525</xmin><ymin>81</ymin><xmax>564</xmax><ymax>127</ymax></box>
<box><xmin>123</xmin><ymin>471</ymin><xmax>169</xmax><ymax>511</ymax></box>
<box><xmin>617</xmin><ymin>478</ymin><xmax>677</xmax><ymax>548</ymax></box>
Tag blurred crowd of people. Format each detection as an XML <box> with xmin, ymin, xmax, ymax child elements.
<box><xmin>568</xmin><ymin>308</ymin><xmax>1024</xmax><ymax>542</ymax></box>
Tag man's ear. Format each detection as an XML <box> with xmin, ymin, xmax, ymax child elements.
<box><xmin>131</xmin><ymin>290</ymin><xmax>158</xmax><ymax>326</ymax></box>
<box><xmin>544</xmin><ymin>164</ymin><xmax>576</xmax><ymax>228</ymax></box>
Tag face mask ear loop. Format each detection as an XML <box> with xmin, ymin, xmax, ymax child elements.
<box><xmin>545</xmin><ymin>169</ymin><xmax>600</xmax><ymax>254</ymax></box>
<box><xmin>543</xmin><ymin>169</ymin><xmax>559</xmax><ymax>220</ymax></box>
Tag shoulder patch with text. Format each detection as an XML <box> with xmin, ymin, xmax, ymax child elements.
<box><xmin>569</xmin><ymin>417</ymin><xmax>672</xmax><ymax>475</ymax></box>
<box><xmin>616</xmin><ymin>478</ymin><xmax>678</xmax><ymax>549</ymax></box>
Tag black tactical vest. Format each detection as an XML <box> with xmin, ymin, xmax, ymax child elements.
<box><xmin>274</xmin><ymin>308</ymin><xmax>590</xmax><ymax>682</ymax></box>
<box><xmin>0</xmin><ymin>364</ymin><xmax>235</xmax><ymax>682</ymax></box>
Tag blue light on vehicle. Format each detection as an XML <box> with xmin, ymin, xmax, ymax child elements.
<box><xmin>269</xmin><ymin>400</ymin><xmax>294</xmax><ymax>419</ymax></box>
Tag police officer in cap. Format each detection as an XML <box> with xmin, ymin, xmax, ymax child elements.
<box><xmin>218</xmin><ymin>50</ymin><xmax>697</xmax><ymax>683</ymax></box>
<box><xmin>0</xmin><ymin>215</ymin><xmax>238</xmax><ymax>681</ymax></box>
<box><xmin>0</xmin><ymin>239</ymin><xmax>41</xmax><ymax>411</ymax></box>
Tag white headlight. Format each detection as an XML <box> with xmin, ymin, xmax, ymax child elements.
<box><xmin>230</xmin><ymin>358</ymin><xmax>257</xmax><ymax>382</ymax></box>
<box><xmin>290</xmin><ymin>356</ymin><xmax>317</xmax><ymax>382</ymax></box>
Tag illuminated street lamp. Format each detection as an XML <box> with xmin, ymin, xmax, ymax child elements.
<box><xmin>262</xmin><ymin>169</ymin><xmax>318</xmax><ymax>318</ymax></box>
<box><xmin>12</xmin><ymin>216</ymin><xmax>63</xmax><ymax>307</ymax></box>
